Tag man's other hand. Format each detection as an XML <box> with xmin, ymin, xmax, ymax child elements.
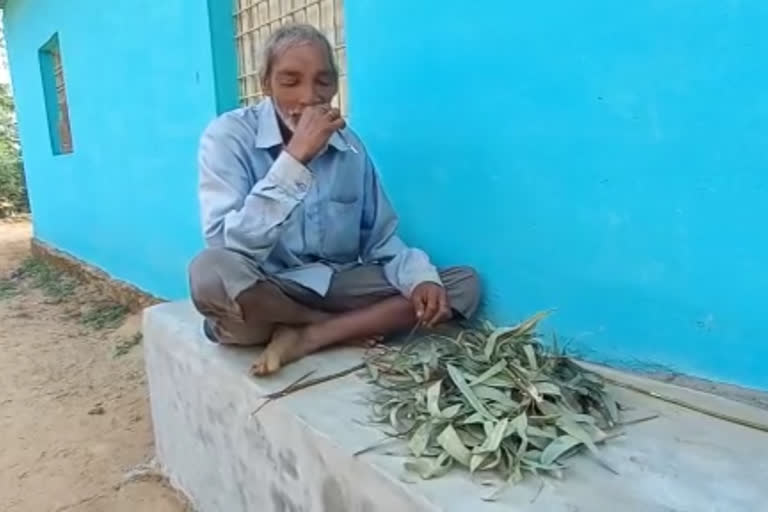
<box><xmin>411</xmin><ymin>282</ymin><xmax>451</xmax><ymax>327</ymax></box>
<box><xmin>286</xmin><ymin>105</ymin><xmax>345</xmax><ymax>164</ymax></box>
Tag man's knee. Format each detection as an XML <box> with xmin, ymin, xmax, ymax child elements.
<box><xmin>440</xmin><ymin>266</ymin><xmax>482</xmax><ymax>319</ymax></box>
<box><xmin>188</xmin><ymin>248</ymin><xmax>231</xmax><ymax>312</ymax></box>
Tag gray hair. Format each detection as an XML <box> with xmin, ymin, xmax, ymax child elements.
<box><xmin>259</xmin><ymin>24</ymin><xmax>339</xmax><ymax>86</ymax></box>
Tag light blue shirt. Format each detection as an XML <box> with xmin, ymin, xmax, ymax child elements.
<box><xmin>197</xmin><ymin>98</ymin><xmax>441</xmax><ymax>297</ymax></box>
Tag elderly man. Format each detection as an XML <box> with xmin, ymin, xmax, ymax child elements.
<box><xmin>189</xmin><ymin>24</ymin><xmax>480</xmax><ymax>375</ymax></box>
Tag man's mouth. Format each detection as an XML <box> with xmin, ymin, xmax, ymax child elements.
<box><xmin>274</xmin><ymin>104</ymin><xmax>300</xmax><ymax>131</ymax></box>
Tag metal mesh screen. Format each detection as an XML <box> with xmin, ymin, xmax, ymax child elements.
<box><xmin>234</xmin><ymin>0</ymin><xmax>347</xmax><ymax>113</ymax></box>
<box><xmin>52</xmin><ymin>51</ymin><xmax>73</xmax><ymax>153</ymax></box>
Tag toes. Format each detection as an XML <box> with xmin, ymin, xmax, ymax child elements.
<box><xmin>250</xmin><ymin>360</ymin><xmax>265</xmax><ymax>376</ymax></box>
<box><xmin>266</xmin><ymin>354</ymin><xmax>282</xmax><ymax>374</ymax></box>
<box><xmin>251</xmin><ymin>351</ymin><xmax>282</xmax><ymax>376</ymax></box>
<box><xmin>367</xmin><ymin>335</ymin><xmax>384</xmax><ymax>347</ymax></box>
<box><xmin>250</xmin><ymin>354</ymin><xmax>271</xmax><ymax>376</ymax></box>
<box><xmin>355</xmin><ymin>338</ymin><xmax>379</xmax><ymax>348</ymax></box>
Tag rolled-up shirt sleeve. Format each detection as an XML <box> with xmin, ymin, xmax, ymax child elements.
<box><xmin>358</xmin><ymin>154</ymin><xmax>442</xmax><ymax>297</ymax></box>
<box><xmin>198</xmin><ymin>115</ymin><xmax>312</xmax><ymax>261</ymax></box>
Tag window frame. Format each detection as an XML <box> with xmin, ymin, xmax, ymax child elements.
<box><xmin>233</xmin><ymin>0</ymin><xmax>348</xmax><ymax>113</ymax></box>
<box><xmin>38</xmin><ymin>33</ymin><xmax>73</xmax><ymax>155</ymax></box>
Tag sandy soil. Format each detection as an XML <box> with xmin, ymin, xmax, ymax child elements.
<box><xmin>0</xmin><ymin>220</ymin><xmax>190</xmax><ymax>512</ymax></box>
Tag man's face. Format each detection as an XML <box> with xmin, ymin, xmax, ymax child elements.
<box><xmin>263</xmin><ymin>43</ymin><xmax>338</xmax><ymax>130</ymax></box>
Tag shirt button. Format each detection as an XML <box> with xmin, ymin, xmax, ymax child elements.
<box><xmin>296</xmin><ymin>181</ymin><xmax>307</xmax><ymax>192</ymax></box>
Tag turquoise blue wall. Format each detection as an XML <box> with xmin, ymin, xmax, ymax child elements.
<box><xmin>346</xmin><ymin>1</ymin><xmax>768</xmax><ymax>388</ymax></box>
<box><xmin>6</xmin><ymin>0</ymin><xmax>767</xmax><ymax>388</ymax></box>
<box><xmin>4</xmin><ymin>0</ymin><xmax>235</xmax><ymax>299</ymax></box>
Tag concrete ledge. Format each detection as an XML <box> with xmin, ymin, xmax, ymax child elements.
<box><xmin>579</xmin><ymin>361</ymin><xmax>768</xmax><ymax>431</ymax></box>
<box><xmin>144</xmin><ymin>301</ymin><xmax>768</xmax><ymax>512</ymax></box>
<box><xmin>31</xmin><ymin>238</ymin><xmax>161</xmax><ymax>312</ymax></box>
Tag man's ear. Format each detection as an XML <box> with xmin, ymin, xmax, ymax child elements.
<box><xmin>261</xmin><ymin>77</ymin><xmax>272</xmax><ymax>96</ymax></box>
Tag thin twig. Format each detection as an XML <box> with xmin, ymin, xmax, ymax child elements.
<box><xmin>268</xmin><ymin>369</ymin><xmax>318</xmax><ymax>397</ymax></box>
<box><xmin>400</xmin><ymin>320</ymin><xmax>426</xmax><ymax>352</ymax></box>
<box><xmin>250</xmin><ymin>369</ymin><xmax>316</xmax><ymax>416</ymax></box>
<box><xmin>590</xmin><ymin>454</ymin><xmax>620</xmax><ymax>476</ymax></box>
<box><xmin>252</xmin><ymin>364</ymin><xmax>365</xmax><ymax>417</ymax></box>
<box><xmin>264</xmin><ymin>363</ymin><xmax>364</xmax><ymax>399</ymax></box>
<box><xmin>618</xmin><ymin>413</ymin><xmax>660</xmax><ymax>426</ymax></box>
<box><xmin>530</xmin><ymin>478</ymin><xmax>545</xmax><ymax>504</ymax></box>
<box><xmin>353</xmin><ymin>437</ymin><xmax>400</xmax><ymax>457</ymax></box>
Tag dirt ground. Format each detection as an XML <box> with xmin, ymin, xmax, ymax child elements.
<box><xmin>2</xmin><ymin>220</ymin><xmax>765</xmax><ymax>512</ymax></box>
<box><xmin>0</xmin><ymin>220</ymin><xmax>190</xmax><ymax>511</ymax></box>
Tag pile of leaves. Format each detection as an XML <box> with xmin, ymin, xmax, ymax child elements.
<box><xmin>363</xmin><ymin>312</ymin><xmax>620</xmax><ymax>486</ymax></box>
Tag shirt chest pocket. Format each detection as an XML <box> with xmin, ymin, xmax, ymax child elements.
<box><xmin>322</xmin><ymin>198</ymin><xmax>362</xmax><ymax>261</ymax></box>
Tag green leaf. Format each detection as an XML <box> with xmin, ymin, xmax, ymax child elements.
<box><xmin>468</xmin><ymin>360</ymin><xmax>508</xmax><ymax>386</ymax></box>
<box><xmin>558</xmin><ymin>418</ymin><xmax>619</xmax><ymax>475</ymax></box>
<box><xmin>604</xmin><ymin>397</ymin><xmax>620</xmax><ymax>425</ymax></box>
<box><xmin>521</xmin><ymin>456</ymin><xmax>565</xmax><ymax>472</ymax></box>
<box><xmin>557</xmin><ymin>417</ymin><xmax>598</xmax><ymax>455</ymax></box>
<box><xmin>476</xmin><ymin>418</ymin><xmax>510</xmax><ymax>454</ymax></box>
<box><xmin>404</xmin><ymin>452</ymin><xmax>453</xmax><ymax>479</ymax></box>
<box><xmin>583</xmin><ymin>423</ymin><xmax>609</xmax><ymax>443</ymax></box>
<box><xmin>535</xmin><ymin>382</ymin><xmax>562</xmax><ymax>396</ymax></box>
<box><xmin>404</xmin><ymin>458</ymin><xmax>432</xmax><ymax>479</ymax></box>
<box><xmin>366</xmin><ymin>362</ymin><xmax>379</xmax><ymax>382</ymax></box>
<box><xmin>528</xmin><ymin>414</ymin><xmax>561</xmax><ymax>425</ymax></box>
<box><xmin>441</xmin><ymin>404</ymin><xmax>462</xmax><ymax>419</ymax></box>
<box><xmin>437</xmin><ymin>424</ymin><xmax>472</xmax><ymax>466</ymax></box>
<box><xmin>505</xmin><ymin>368</ymin><xmax>543</xmax><ymax>404</ymax></box>
<box><xmin>523</xmin><ymin>344</ymin><xmax>538</xmax><ymax>370</ymax></box>
<box><xmin>422</xmin><ymin>364</ymin><xmax>431</xmax><ymax>383</ymax></box>
<box><xmin>446</xmin><ymin>364</ymin><xmax>494</xmax><ymax>421</ymax></box>
<box><xmin>512</xmin><ymin>310</ymin><xmax>551</xmax><ymax>336</ymax></box>
<box><xmin>406</xmin><ymin>368</ymin><xmax>424</xmax><ymax>383</ymax></box>
<box><xmin>536</xmin><ymin>400</ymin><xmax>561</xmax><ymax>416</ymax></box>
<box><xmin>484</xmin><ymin>327</ymin><xmax>517</xmax><ymax>359</ymax></box>
<box><xmin>461</xmin><ymin>412</ymin><xmax>486</xmax><ymax>425</ymax></box>
<box><xmin>480</xmin><ymin>449</ymin><xmax>503</xmax><ymax>471</ymax></box>
<box><xmin>480</xmin><ymin>375</ymin><xmax>517</xmax><ymax>388</ymax></box>
<box><xmin>569</xmin><ymin>413</ymin><xmax>598</xmax><ymax>425</ymax></box>
<box><xmin>473</xmin><ymin>386</ymin><xmax>520</xmax><ymax>411</ymax></box>
<box><xmin>470</xmin><ymin>453</ymin><xmax>489</xmax><ymax>473</ymax></box>
<box><xmin>431</xmin><ymin>452</ymin><xmax>454</xmax><ymax>478</ymax></box>
<box><xmin>511</xmin><ymin>412</ymin><xmax>528</xmax><ymax>441</ymax></box>
<box><xmin>408</xmin><ymin>421</ymin><xmax>432</xmax><ymax>457</ymax></box>
<box><xmin>389</xmin><ymin>402</ymin><xmax>407</xmax><ymax>432</ymax></box>
<box><xmin>540</xmin><ymin>435</ymin><xmax>583</xmax><ymax>466</ymax></box>
<box><xmin>526</xmin><ymin>426</ymin><xmax>557</xmax><ymax>439</ymax></box>
<box><xmin>426</xmin><ymin>380</ymin><xmax>442</xmax><ymax>417</ymax></box>
<box><xmin>457</xmin><ymin>428</ymin><xmax>484</xmax><ymax>448</ymax></box>
<box><xmin>526</xmin><ymin>435</ymin><xmax>551</xmax><ymax>450</ymax></box>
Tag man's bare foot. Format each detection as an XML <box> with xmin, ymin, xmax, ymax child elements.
<box><xmin>250</xmin><ymin>326</ymin><xmax>306</xmax><ymax>376</ymax></box>
<box><xmin>250</xmin><ymin>327</ymin><xmax>385</xmax><ymax>376</ymax></box>
<box><xmin>345</xmin><ymin>335</ymin><xmax>384</xmax><ymax>348</ymax></box>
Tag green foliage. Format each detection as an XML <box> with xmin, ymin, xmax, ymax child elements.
<box><xmin>17</xmin><ymin>257</ymin><xmax>76</xmax><ymax>301</ymax></box>
<box><xmin>114</xmin><ymin>332</ymin><xmax>143</xmax><ymax>357</ymax></box>
<box><xmin>364</xmin><ymin>313</ymin><xmax>622</xmax><ymax>492</ymax></box>
<box><xmin>0</xmin><ymin>277</ymin><xmax>18</xmax><ymax>299</ymax></box>
<box><xmin>81</xmin><ymin>302</ymin><xmax>129</xmax><ymax>330</ymax></box>
<box><xmin>0</xmin><ymin>81</ymin><xmax>26</xmax><ymax>217</ymax></box>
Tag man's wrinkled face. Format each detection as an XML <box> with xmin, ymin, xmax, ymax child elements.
<box><xmin>263</xmin><ymin>43</ymin><xmax>338</xmax><ymax>130</ymax></box>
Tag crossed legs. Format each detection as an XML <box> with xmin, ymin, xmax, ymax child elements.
<box><xmin>189</xmin><ymin>248</ymin><xmax>480</xmax><ymax>375</ymax></box>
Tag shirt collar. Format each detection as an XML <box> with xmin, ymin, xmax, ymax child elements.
<box><xmin>255</xmin><ymin>97</ymin><xmax>351</xmax><ymax>152</ymax></box>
